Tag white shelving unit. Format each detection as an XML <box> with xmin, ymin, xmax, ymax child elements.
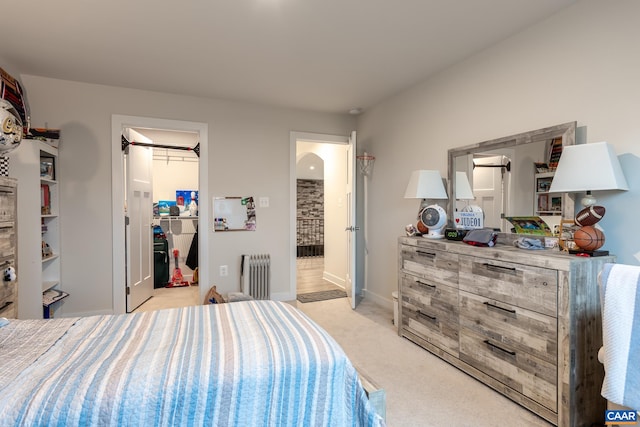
<box><xmin>9</xmin><ymin>139</ymin><xmax>65</xmax><ymax>319</ymax></box>
<box><xmin>534</xmin><ymin>171</ymin><xmax>564</xmax><ymax>232</ymax></box>
<box><xmin>534</xmin><ymin>172</ymin><xmax>561</xmax><ymax>215</ymax></box>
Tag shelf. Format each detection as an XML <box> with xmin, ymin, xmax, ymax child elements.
<box><xmin>43</xmin><ymin>289</ymin><xmax>69</xmax><ymax>307</ymax></box>
<box><xmin>42</xmin><ymin>280</ymin><xmax>60</xmax><ymax>292</ymax></box>
<box><xmin>10</xmin><ymin>138</ymin><xmax>63</xmax><ymax>318</ymax></box>
<box><xmin>42</xmin><ymin>254</ymin><xmax>59</xmax><ymax>263</ymax></box>
<box><xmin>40</xmin><ymin>178</ymin><xmax>57</xmax><ymax>186</ymax></box>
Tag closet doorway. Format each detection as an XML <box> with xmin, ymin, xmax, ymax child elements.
<box><xmin>135</xmin><ymin>127</ymin><xmax>200</xmax><ymax>299</ymax></box>
<box><xmin>111</xmin><ymin>115</ymin><xmax>209</xmax><ymax>315</ymax></box>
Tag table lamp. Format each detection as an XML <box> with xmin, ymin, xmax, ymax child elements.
<box><xmin>548</xmin><ymin>141</ymin><xmax>628</xmax><ymax>252</ymax></box>
<box><xmin>404</xmin><ymin>170</ymin><xmax>448</xmax><ymax>238</ymax></box>
<box><xmin>548</xmin><ymin>141</ymin><xmax>628</xmax><ymax>208</ymax></box>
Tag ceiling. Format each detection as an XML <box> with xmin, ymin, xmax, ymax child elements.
<box><xmin>1</xmin><ymin>0</ymin><xmax>577</xmax><ymax>115</ymax></box>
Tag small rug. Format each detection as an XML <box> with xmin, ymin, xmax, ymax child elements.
<box><xmin>297</xmin><ymin>289</ymin><xmax>347</xmax><ymax>303</ymax></box>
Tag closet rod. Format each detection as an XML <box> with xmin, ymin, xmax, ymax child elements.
<box><xmin>121</xmin><ymin>135</ymin><xmax>200</xmax><ymax>157</ymax></box>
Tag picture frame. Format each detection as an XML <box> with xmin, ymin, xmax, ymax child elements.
<box><xmin>505</xmin><ymin>216</ymin><xmax>553</xmax><ymax>236</ymax></box>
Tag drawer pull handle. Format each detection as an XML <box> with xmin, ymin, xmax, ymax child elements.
<box><xmin>416</xmin><ymin>280</ymin><xmax>436</xmax><ymax>289</ymax></box>
<box><xmin>484</xmin><ymin>340</ymin><xmax>516</xmax><ymax>356</ymax></box>
<box><xmin>0</xmin><ymin>300</ymin><xmax>13</xmax><ymax>312</ymax></box>
<box><xmin>417</xmin><ymin>310</ymin><xmax>437</xmax><ymax>322</ymax></box>
<box><xmin>483</xmin><ymin>263</ymin><xmax>516</xmax><ymax>272</ymax></box>
<box><xmin>416</xmin><ymin>251</ymin><xmax>436</xmax><ymax>258</ymax></box>
<box><xmin>483</xmin><ymin>301</ymin><xmax>516</xmax><ymax>315</ymax></box>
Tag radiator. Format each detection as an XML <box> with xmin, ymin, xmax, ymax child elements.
<box><xmin>241</xmin><ymin>254</ymin><xmax>271</xmax><ymax>300</ymax></box>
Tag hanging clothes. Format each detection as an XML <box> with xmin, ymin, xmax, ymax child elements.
<box><xmin>186</xmin><ymin>226</ymin><xmax>198</xmax><ymax>270</ymax></box>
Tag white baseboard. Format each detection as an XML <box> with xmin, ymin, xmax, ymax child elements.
<box><xmin>362</xmin><ymin>288</ymin><xmax>394</xmax><ymax>312</ymax></box>
<box><xmin>323</xmin><ymin>271</ymin><xmax>345</xmax><ymax>288</ymax></box>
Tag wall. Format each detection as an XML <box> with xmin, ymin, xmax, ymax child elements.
<box><xmin>20</xmin><ymin>74</ymin><xmax>355</xmax><ymax>315</ymax></box>
<box><xmin>152</xmin><ymin>156</ymin><xmax>198</xmax><ymax>204</ymax></box>
<box><xmin>358</xmin><ymin>0</ymin><xmax>640</xmax><ymax>308</ymax></box>
<box><xmin>297</xmin><ymin>179</ymin><xmax>324</xmax><ymax>256</ymax></box>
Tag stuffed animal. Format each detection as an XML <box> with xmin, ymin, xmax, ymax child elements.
<box><xmin>3</xmin><ymin>266</ymin><xmax>15</xmax><ymax>282</ymax></box>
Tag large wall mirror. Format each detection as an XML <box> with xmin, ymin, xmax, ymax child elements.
<box><xmin>447</xmin><ymin>122</ymin><xmax>576</xmax><ymax>233</ymax></box>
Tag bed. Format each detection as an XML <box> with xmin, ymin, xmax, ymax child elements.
<box><xmin>0</xmin><ymin>300</ymin><xmax>384</xmax><ymax>426</ymax></box>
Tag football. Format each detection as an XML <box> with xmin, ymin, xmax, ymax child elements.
<box><xmin>573</xmin><ymin>226</ymin><xmax>605</xmax><ymax>251</ymax></box>
<box><xmin>574</xmin><ymin>205</ymin><xmax>605</xmax><ymax>227</ymax></box>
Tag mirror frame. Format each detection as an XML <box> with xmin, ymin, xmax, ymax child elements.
<box><xmin>446</xmin><ymin>121</ymin><xmax>576</xmax><ymax>233</ymax></box>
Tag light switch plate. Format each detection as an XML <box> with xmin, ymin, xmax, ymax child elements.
<box><xmin>259</xmin><ymin>197</ymin><xmax>269</xmax><ymax>208</ymax></box>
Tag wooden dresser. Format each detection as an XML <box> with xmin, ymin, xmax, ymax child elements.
<box><xmin>398</xmin><ymin>236</ymin><xmax>614</xmax><ymax>427</ymax></box>
<box><xmin>0</xmin><ymin>176</ymin><xmax>17</xmax><ymax>318</ymax></box>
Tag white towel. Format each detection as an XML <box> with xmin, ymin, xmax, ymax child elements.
<box><xmin>600</xmin><ymin>263</ymin><xmax>640</xmax><ymax>410</ymax></box>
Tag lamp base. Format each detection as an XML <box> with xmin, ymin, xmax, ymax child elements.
<box><xmin>421</xmin><ymin>226</ymin><xmax>445</xmax><ymax>239</ymax></box>
<box><xmin>568</xmin><ymin>249</ymin><xmax>610</xmax><ymax>257</ymax></box>
<box><xmin>422</xmin><ymin>233</ymin><xmax>445</xmax><ymax>240</ymax></box>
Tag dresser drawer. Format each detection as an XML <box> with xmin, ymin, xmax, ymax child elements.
<box><xmin>0</xmin><ymin>226</ymin><xmax>16</xmax><ymax>259</ymax></box>
<box><xmin>459</xmin><ymin>255</ymin><xmax>557</xmax><ymax>316</ymax></box>
<box><xmin>0</xmin><ymin>184</ymin><xmax>16</xmax><ymax>222</ymax></box>
<box><xmin>401</xmin><ymin>272</ymin><xmax>459</xmax><ymax>356</ymax></box>
<box><xmin>400</xmin><ymin>245</ymin><xmax>459</xmax><ymax>288</ymax></box>
<box><xmin>459</xmin><ymin>327</ymin><xmax>557</xmax><ymax>411</ymax></box>
<box><xmin>459</xmin><ymin>290</ymin><xmax>557</xmax><ymax>364</ymax></box>
<box><xmin>0</xmin><ymin>279</ymin><xmax>17</xmax><ymax>318</ymax></box>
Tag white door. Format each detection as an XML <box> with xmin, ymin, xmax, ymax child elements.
<box><xmin>345</xmin><ymin>131</ymin><xmax>360</xmax><ymax>309</ymax></box>
<box><xmin>472</xmin><ymin>155</ymin><xmax>506</xmax><ymax>230</ymax></box>
<box><xmin>125</xmin><ymin>129</ymin><xmax>154</xmax><ymax>312</ymax></box>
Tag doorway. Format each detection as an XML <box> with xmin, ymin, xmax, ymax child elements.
<box><xmin>289</xmin><ymin>131</ymin><xmax>356</xmax><ymax>303</ymax></box>
<box><xmin>111</xmin><ymin>115</ymin><xmax>209</xmax><ymax>315</ymax></box>
<box><xmin>295</xmin><ymin>152</ymin><xmax>336</xmax><ymax>294</ymax></box>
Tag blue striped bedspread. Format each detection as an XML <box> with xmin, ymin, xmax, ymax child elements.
<box><xmin>0</xmin><ymin>301</ymin><xmax>384</xmax><ymax>426</ymax></box>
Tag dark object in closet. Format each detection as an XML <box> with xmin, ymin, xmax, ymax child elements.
<box><xmin>186</xmin><ymin>227</ymin><xmax>198</xmax><ymax>270</ymax></box>
<box><xmin>154</xmin><ymin>238</ymin><xmax>170</xmax><ymax>288</ymax></box>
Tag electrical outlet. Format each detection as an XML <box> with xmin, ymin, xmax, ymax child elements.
<box><xmin>219</xmin><ymin>265</ymin><xmax>228</xmax><ymax>276</ymax></box>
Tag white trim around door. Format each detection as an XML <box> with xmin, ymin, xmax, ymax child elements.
<box><xmin>112</xmin><ymin>115</ymin><xmax>209</xmax><ymax>314</ymax></box>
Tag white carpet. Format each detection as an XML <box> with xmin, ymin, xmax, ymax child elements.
<box><xmin>296</xmin><ymin>298</ymin><xmax>553</xmax><ymax>427</ymax></box>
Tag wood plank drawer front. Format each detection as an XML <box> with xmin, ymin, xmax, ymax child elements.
<box><xmin>0</xmin><ymin>279</ymin><xmax>17</xmax><ymax>318</ymax></box>
<box><xmin>459</xmin><ymin>255</ymin><xmax>557</xmax><ymax>317</ymax></box>
<box><xmin>459</xmin><ymin>327</ymin><xmax>557</xmax><ymax>411</ymax></box>
<box><xmin>0</xmin><ymin>226</ymin><xmax>16</xmax><ymax>259</ymax></box>
<box><xmin>459</xmin><ymin>290</ymin><xmax>557</xmax><ymax>364</ymax></box>
<box><xmin>400</xmin><ymin>246</ymin><xmax>459</xmax><ymax>288</ymax></box>
<box><xmin>0</xmin><ymin>185</ymin><xmax>16</xmax><ymax>222</ymax></box>
<box><xmin>401</xmin><ymin>272</ymin><xmax>459</xmax><ymax>356</ymax></box>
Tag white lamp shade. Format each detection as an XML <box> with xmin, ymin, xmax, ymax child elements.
<box><xmin>404</xmin><ymin>170</ymin><xmax>448</xmax><ymax>199</ymax></box>
<box><xmin>548</xmin><ymin>142</ymin><xmax>628</xmax><ymax>193</ymax></box>
<box><xmin>455</xmin><ymin>171</ymin><xmax>475</xmax><ymax>200</ymax></box>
